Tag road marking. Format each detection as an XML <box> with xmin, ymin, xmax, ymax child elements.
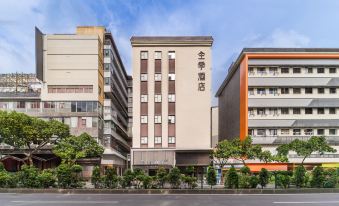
<box><xmin>274</xmin><ymin>201</ymin><xmax>339</xmax><ymax>204</ymax></box>
<box><xmin>12</xmin><ymin>200</ymin><xmax>118</xmax><ymax>204</ymax></box>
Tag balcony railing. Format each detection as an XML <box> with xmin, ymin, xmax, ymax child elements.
<box><xmin>252</xmin><ymin>135</ymin><xmax>339</xmax><ymax>145</ymax></box>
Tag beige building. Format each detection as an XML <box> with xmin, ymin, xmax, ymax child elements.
<box><xmin>130</xmin><ymin>36</ymin><xmax>213</xmax><ymax>173</ymax></box>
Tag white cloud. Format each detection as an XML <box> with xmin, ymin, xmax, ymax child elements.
<box><xmin>244</xmin><ymin>29</ymin><xmax>310</xmax><ymax>48</ymax></box>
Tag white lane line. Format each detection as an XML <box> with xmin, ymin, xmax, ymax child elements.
<box><xmin>12</xmin><ymin>200</ymin><xmax>118</xmax><ymax>204</ymax></box>
<box><xmin>274</xmin><ymin>201</ymin><xmax>339</xmax><ymax>204</ymax></box>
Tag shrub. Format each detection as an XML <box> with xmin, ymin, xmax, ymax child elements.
<box><xmin>310</xmin><ymin>166</ymin><xmax>324</xmax><ymax>188</ymax></box>
<box><xmin>18</xmin><ymin>165</ymin><xmax>40</xmax><ymax>188</ymax></box>
<box><xmin>0</xmin><ymin>171</ymin><xmax>17</xmax><ymax>188</ymax></box>
<box><xmin>142</xmin><ymin>175</ymin><xmax>153</xmax><ymax>189</ymax></box>
<box><xmin>239</xmin><ymin>174</ymin><xmax>251</xmax><ymax>189</ymax></box>
<box><xmin>240</xmin><ymin>166</ymin><xmax>251</xmax><ymax>175</ymax></box>
<box><xmin>103</xmin><ymin>168</ymin><xmax>118</xmax><ymax>189</ymax></box>
<box><xmin>323</xmin><ymin>168</ymin><xmax>337</xmax><ymax>188</ymax></box>
<box><xmin>91</xmin><ymin>166</ymin><xmax>101</xmax><ymax>188</ymax></box>
<box><xmin>294</xmin><ymin>165</ymin><xmax>306</xmax><ymax>188</ymax></box>
<box><xmin>121</xmin><ymin>169</ymin><xmax>134</xmax><ymax>188</ymax></box>
<box><xmin>258</xmin><ymin>168</ymin><xmax>269</xmax><ymax>189</ymax></box>
<box><xmin>206</xmin><ymin>166</ymin><xmax>217</xmax><ymax>189</ymax></box>
<box><xmin>156</xmin><ymin>167</ymin><xmax>167</xmax><ymax>188</ymax></box>
<box><xmin>276</xmin><ymin>173</ymin><xmax>290</xmax><ymax>189</ymax></box>
<box><xmin>37</xmin><ymin>169</ymin><xmax>56</xmax><ymax>188</ymax></box>
<box><xmin>56</xmin><ymin>163</ymin><xmax>83</xmax><ymax>188</ymax></box>
<box><xmin>225</xmin><ymin>166</ymin><xmax>238</xmax><ymax>189</ymax></box>
<box><xmin>168</xmin><ymin>167</ymin><xmax>181</xmax><ymax>189</ymax></box>
<box><xmin>185</xmin><ymin>166</ymin><xmax>195</xmax><ymax>176</ymax></box>
<box><xmin>249</xmin><ymin>175</ymin><xmax>259</xmax><ymax>188</ymax></box>
<box><xmin>181</xmin><ymin>175</ymin><xmax>198</xmax><ymax>189</ymax></box>
<box><xmin>0</xmin><ymin>163</ymin><xmax>5</xmax><ymax>171</ymax></box>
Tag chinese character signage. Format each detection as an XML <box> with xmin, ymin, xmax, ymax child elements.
<box><xmin>198</xmin><ymin>51</ymin><xmax>206</xmax><ymax>91</ymax></box>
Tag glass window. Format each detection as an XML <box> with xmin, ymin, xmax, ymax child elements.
<box><xmin>104</xmin><ymin>50</ymin><xmax>110</xmax><ymax>57</ymax></box>
<box><xmin>249</xmin><ymin>67</ymin><xmax>254</xmax><ymax>74</ymax></box>
<box><xmin>17</xmin><ymin>101</ymin><xmax>26</xmax><ymax>109</ymax></box>
<box><xmin>168</xmin><ymin>94</ymin><xmax>175</xmax><ymax>102</ymax></box>
<box><xmin>257</xmin><ymin>129</ymin><xmax>266</xmax><ymax>136</ymax></box>
<box><xmin>293</xmin><ymin>88</ymin><xmax>301</xmax><ymax>94</ymax></box>
<box><xmin>269</xmin><ymin>129</ymin><xmax>277</xmax><ymax>136</ymax></box>
<box><xmin>293</xmin><ymin>129</ymin><xmax>301</xmax><ymax>135</ymax></box>
<box><xmin>304</xmin><ymin>129</ymin><xmax>313</xmax><ymax>135</ymax></box>
<box><xmin>168</xmin><ymin>51</ymin><xmax>175</xmax><ymax>59</ymax></box>
<box><xmin>141</xmin><ymin>95</ymin><xmax>148</xmax><ymax>102</ymax></box>
<box><xmin>168</xmin><ymin>116</ymin><xmax>175</xmax><ymax>124</ymax></box>
<box><xmin>140</xmin><ymin>74</ymin><xmax>148</xmax><ymax>81</ymax></box>
<box><xmin>155</xmin><ymin>74</ymin><xmax>162</xmax><ymax>81</ymax></box>
<box><xmin>318</xmin><ymin>88</ymin><xmax>325</xmax><ymax>94</ymax></box>
<box><xmin>317</xmin><ymin>108</ymin><xmax>325</xmax><ymax>114</ymax></box>
<box><xmin>87</xmin><ymin>102</ymin><xmax>93</xmax><ymax>112</ymax></box>
<box><xmin>249</xmin><ymin>108</ymin><xmax>255</xmax><ymax>116</ymax></box>
<box><xmin>168</xmin><ymin>136</ymin><xmax>176</xmax><ymax>144</ymax></box>
<box><xmin>257</xmin><ymin>67</ymin><xmax>266</xmax><ymax>74</ymax></box>
<box><xmin>168</xmin><ymin>74</ymin><xmax>175</xmax><ymax>81</ymax></box>
<box><xmin>269</xmin><ymin>67</ymin><xmax>278</xmax><ymax>74</ymax></box>
<box><xmin>281</xmin><ymin>129</ymin><xmax>290</xmax><ymax>135</ymax></box>
<box><xmin>305</xmin><ymin>87</ymin><xmax>313</xmax><ymax>94</ymax></box>
<box><xmin>317</xmin><ymin>68</ymin><xmax>324</xmax><ymax>73</ymax></box>
<box><xmin>155</xmin><ymin>95</ymin><xmax>162</xmax><ymax>102</ymax></box>
<box><xmin>141</xmin><ymin>137</ymin><xmax>148</xmax><ymax>144</ymax></box>
<box><xmin>104</xmin><ymin>64</ymin><xmax>109</xmax><ymax>71</ymax></box>
<box><xmin>104</xmin><ymin>77</ymin><xmax>110</xmax><ymax>85</ymax></box>
<box><xmin>257</xmin><ymin>88</ymin><xmax>266</xmax><ymax>95</ymax></box>
<box><xmin>281</xmin><ymin>68</ymin><xmax>289</xmax><ymax>73</ymax></box>
<box><xmin>329</xmin><ymin>108</ymin><xmax>336</xmax><ymax>114</ymax></box>
<box><xmin>281</xmin><ymin>108</ymin><xmax>289</xmax><ymax>115</ymax></box>
<box><xmin>293</xmin><ymin>68</ymin><xmax>301</xmax><ymax>73</ymax></box>
<box><xmin>330</xmin><ymin>88</ymin><xmax>336</xmax><ymax>94</ymax></box>
<box><xmin>71</xmin><ymin>102</ymin><xmax>76</xmax><ymax>112</ymax></box>
<box><xmin>140</xmin><ymin>51</ymin><xmax>148</xmax><ymax>60</ymax></box>
<box><xmin>281</xmin><ymin>88</ymin><xmax>289</xmax><ymax>94</ymax></box>
<box><xmin>154</xmin><ymin>51</ymin><xmax>162</xmax><ymax>59</ymax></box>
<box><xmin>317</xmin><ymin>129</ymin><xmax>324</xmax><ymax>135</ymax></box>
<box><xmin>154</xmin><ymin>116</ymin><xmax>162</xmax><ymax>124</ymax></box>
<box><xmin>269</xmin><ymin>108</ymin><xmax>278</xmax><ymax>116</ymax></box>
<box><xmin>305</xmin><ymin>108</ymin><xmax>313</xmax><ymax>114</ymax></box>
<box><xmin>141</xmin><ymin>116</ymin><xmax>148</xmax><ymax>124</ymax></box>
<box><xmin>293</xmin><ymin>108</ymin><xmax>301</xmax><ymax>114</ymax></box>
<box><xmin>257</xmin><ymin>108</ymin><xmax>266</xmax><ymax>115</ymax></box>
<box><xmin>307</xmin><ymin>68</ymin><xmax>313</xmax><ymax>73</ymax></box>
<box><xmin>329</xmin><ymin>129</ymin><xmax>336</xmax><ymax>135</ymax></box>
<box><xmin>330</xmin><ymin>68</ymin><xmax>337</xmax><ymax>73</ymax></box>
<box><xmin>154</xmin><ymin>136</ymin><xmax>162</xmax><ymax>144</ymax></box>
<box><xmin>249</xmin><ymin>88</ymin><xmax>254</xmax><ymax>95</ymax></box>
<box><xmin>269</xmin><ymin>88</ymin><xmax>278</xmax><ymax>95</ymax></box>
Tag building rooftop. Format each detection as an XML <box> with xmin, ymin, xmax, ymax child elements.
<box><xmin>131</xmin><ymin>36</ymin><xmax>213</xmax><ymax>46</ymax></box>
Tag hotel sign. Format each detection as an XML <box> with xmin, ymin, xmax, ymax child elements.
<box><xmin>198</xmin><ymin>51</ymin><xmax>206</xmax><ymax>91</ymax></box>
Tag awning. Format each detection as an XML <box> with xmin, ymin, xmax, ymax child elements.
<box><xmin>322</xmin><ymin>163</ymin><xmax>339</xmax><ymax>168</ymax></box>
<box><xmin>247</xmin><ymin>163</ymin><xmax>288</xmax><ymax>172</ymax></box>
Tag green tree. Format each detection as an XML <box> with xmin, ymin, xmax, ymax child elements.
<box><xmin>206</xmin><ymin>166</ymin><xmax>217</xmax><ymax>189</ymax></box>
<box><xmin>294</xmin><ymin>165</ymin><xmax>306</xmax><ymax>188</ymax></box>
<box><xmin>103</xmin><ymin>168</ymin><xmax>119</xmax><ymax>189</ymax></box>
<box><xmin>277</xmin><ymin>136</ymin><xmax>336</xmax><ymax>165</ymax></box>
<box><xmin>240</xmin><ymin>166</ymin><xmax>251</xmax><ymax>175</ymax></box>
<box><xmin>310</xmin><ymin>166</ymin><xmax>324</xmax><ymax>188</ymax></box>
<box><xmin>17</xmin><ymin>165</ymin><xmax>40</xmax><ymax>188</ymax></box>
<box><xmin>168</xmin><ymin>167</ymin><xmax>181</xmax><ymax>189</ymax></box>
<box><xmin>276</xmin><ymin>173</ymin><xmax>290</xmax><ymax>189</ymax></box>
<box><xmin>225</xmin><ymin>166</ymin><xmax>238</xmax><ymax>189</ymax></box>
<box><xmin>53</xmin><ymin>133</ymin><xmax>104</xmax><ymax>164</ymax></box>
<box><xmin>91</xmin><ymin>166</ymin><xmax>101</xmax><ymax>188</ymax></box>
<box><xmin>121</xmin><ymin>169</ymin><xmax>134</xmax><ymax>188</ymax></box>
<box><xmin>323</xmin><ymin>168</ymin><xmax>337</xmax><ymax>188</ymax></box>
<box><xmin>249</xmin><ymin>175</ymin><xmax>259</xmax><ymax>188</ymax></box>
<box><xmin>156</xmin><ymin>167</ymin><xmax>168</xmax><ymax>188</ymax></box>
<box><xmin>56</xmin><ymin>163</ymin><xmax>83</xmax><ymax>188</ymax></box>
<box><xmin>258</xmin><ymin>168</ymin><xmax>269</xmax><ymax>189</ymax></box>
<box><xmin>0</xmin><ymin>111</ymin><xmax>69</xmax><ymax>165</ymax></box>
<box><xmin>37</xmin><ymin>169</ymin><xmax>56</xmax><ymax>188</ymax></box>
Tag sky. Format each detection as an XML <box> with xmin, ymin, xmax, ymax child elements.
<box><xmin>1</xmin><ymin>0</ymin><xmax>339</xmax><ymax>105</ymax></box>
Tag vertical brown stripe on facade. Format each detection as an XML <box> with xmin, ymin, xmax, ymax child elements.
<box><xmin>155</xmin><ymin>103</ymin><xmax>162</xmax><ymax>115</ymax></box>
<box><xmin>168</xmin><ymin>124</ymin><xmax>175</xmax><ymax>136</ymax></box>
<box><xmin>168</xmin><ymin>81</ymin><xmax>175</xmax><ymax>93</ymax></box>
<box><xmin>239</xmin><ymin>55</ymin><xmax>248</xmax><ymax>141</ymax></box>
<box><xmin>155</xmin><ymin>82</ymin><xmax>161</xmax><ymax>94</ymax></box>
<box><xmin>169</xmin><ymin>59</ymin><xmax>175</xmax><ymax>73</ymax></box>
<box><xmin>141</xmin><ymin>103</ymin><xmax>148</xmax><ymax>115</ymax></box>
<box><xmin>168</xmin><ymin>102</ymin><xmax>175</xmax><ymax>115</ymax></box>
<box><xmin>140</xmin><ymin>82</ymin><xmax>148</xmax><ymax>94</ymax></box>
<box><xmin>141</xmin><ymin>59</ymin><xmax>148</xmax><ymax>73</ymax></box>
<box><xmin>155</xmin><ymin>59</ymin><xmax>161</xmax><ymax>73</ymax></box>
<box><xmin>155</xmin><ymin>124</ymin><xmax>162</xmax><ymax>136</ymax></box>
<box><xmin>140</xmin><ymin>124</ymin><xmax>148</xmax><ymax>136</ymax></box>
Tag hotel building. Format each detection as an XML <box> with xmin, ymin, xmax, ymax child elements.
<box><xmin>216</xmin><ymin>48</ymin><xmax>339</xmax><ymax>169</ymax></box>
<box><xmin>0</xmin><ymin>26</ymin><xmax>130</xmax><ymax>174</ymax></box>
<box><xmin>130</xmin><ymin>36</ymin><xmax>213</xmax><ymax>173</ymax></box>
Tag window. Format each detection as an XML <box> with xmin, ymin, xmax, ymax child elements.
<box><xmin>17</xmin><ymin>101</ymin><xmax>25</xmax><ymax>109</ymax></box>
<box><xmin>155</xmin><ymin>74</ymin><xmax>162</xmax><ymax>81</ymax></box>
<box><xmin>269</xmin><ymin>108</ymin><xmax>278</xmax><ymax>116</ymax></box>
<box><xmin>293</xmin><ymin>129</ymin><xmax>301</xmax><ymax>135</ymax></box>
<box><xmin>257</xmin><ymin>108</ymin><xmax>266</xmax><ymax>115</ymax></box>
<box><xmin>293</xmin><ymin>88</ymin><xmax>301</xmax><ymax>94</ymax></box>
<box><xmin>141</xmin><ymin>95</ymin><xmax>148</xmax><ymax>102</ymax></box>
<box><xmin>330</xmin><ymin>68</ymin><xmax>337</xmax><ymax>73</ymax></box>
<box><xmin>304</xmin><ymin>129</ymin><xmax>313</xmax><ymax>135</ymax></box>
<box><xmin>317</xmin><ymin>108</ymin><xmax>325</xmax><ymax>114</ymax></box>
<box><xmin>317</xmin><ymin>68</ymin><xmax>324</xmax><ymax>73</ymax></box>
<box><xmin>293</xmin><ymin>68</ymin><xmax>301</xmax><ymax>73</ymax></box>
<box><xmin>154</xmin><ymin>116</ymin><xmax>162</xmax><ymax>124</ymax></box>
<box><xmin>104</xmin><ymin>77</ymin><xmax>110</xmax><ymax>85</ymax></box>
<box><xmin>317</xmin><ymin>129</ymin><xmax>324</xmax><ymax>135</ymax></box>
<box><xmin>168</xmin><ymin>136</ymin><xmax>176</xmax><ymax>144</ymax></box>
<box><xmin>257</xmin><ymin>129</ymin><xmax>266</xmax><ymax>136</ymax></box>
<box><xmin>281</xmin><ymin>68</ymin><xmax>289</xmax><ymax>73</ymax></box>
<box><xmin>257</xmin><ymin>67</ymin><xmax>266</xmax><ymax>74</ymax></box>
<box><xmin>249</xmin><ymin>88</ymin><xmax>254</xmax><ymax>95</ymax></box>
<box><xmin>305</xmin><ymin>108</ymin><xmax>313</xmax><ymax>114</ymax></box>
<box><xmin>269</xmin><ymin>88</ymin><xmax>278</xmax><ymax>95</ymax></box>
<box><xmin>269</xmin><ymin>67</ymin><xmax>278</xmax><ymax>74</ymax></box>
<box><xmin>249</xmin><ymin>67</ymin><xmax>254</xmax><ymax>74</ymax></box>
<box><xmin>154</xmin><ymin>51</ymin><xmax>162</xmax><ymax>59</ymax></box>
<box><xmin>141</xmin><ymin>116</ymin><xmax>148</xmax><ymax>124</ymax></box>
<box><xmin>307</xmin><ymin>68</ymin><xmax>313</xmax><ymax>73</ymax></box>
<box><xmin>293</xmin><ymin>108</ymin><xmax>301</xmax><ymax>114</ymax></box>
<box><xmin>104</xmin><ymin>64</ymin><xmax>109</xmax><ymax>71</ymax></box>
<box><xmin>140</xmin><ymin>51</ymin><xmax>148</xmax><ymax>60</ymax></box>
<box><xmin>140</xmin><ymin>74</ymin><xmax>148</xmax><ymax>81</ymax></box>
<box><xmin>329</xmin><ymin>129</ymin><xmax>337</xmax><ymax>135</ymax></box>
<box><xmin>304</xmin><ymin>87</ymin><xmax>312</xmax><ymax>94</ymax></box>
<box><xmin>329</xmin><ymin>108</ymin><xmax>336</xmax><ymax>114</ymax></box>
<box><xmin>104</xmin><ymin>50</ymin><xmax>110</xmax><ymax>57</ymax></box>
<box><xmin>281</xmin><ymin>88</ymin><xmax>289</xmax><ymax>94</ymax></box>
<box><xmin>330</xmin><ymin>88</ymin><xmax>336</xmax><ymax>94</ymax></box>
<box><xmin>281</xmin><ymin>108</ymin><xmax>289</xmax><ymax>115</ymax></box>
<box><xmin>269</xmin><ymin>129</ymin><xmax>277</xmax><ymax>136</ymax></box>
<box><xmin>141</xmin><ymin>137</ymin><xmax>148</xmax><ymax>144</ymax></box>
<box><xmin>168</xmin><ymin>116</ymin><xmax>175</xmax><ymax>124</ymax></box>
<box><xmin>168</xmin><ymin>74</ymin><xmax>175</xmax><ymax>81</ymax></box>
<box><xmin>155</xmin><ymin>95</ymin><xmax>162</xmax><ymax>102</ymax></box>
<box><xmin>249</xmin><ymin>108</ymin><xmax>255</xmax><ymax>116</ymax></box>
<box><xmin>257</xmin><ymin>88</ymin><xmax>266</xmax><ymax>95</ymax></box>
<box><xmin>168</xmin><ymin>94</ymin><xmax>175</xmax><ymax>102</ymax></box>
<box><xmin>281</xmin><ymin>129</ymin><xmax>290</xmax><ymax>135</ymax></box>
<box><xmin>248</xmin><ymin>129</ymin><xmax>254</xmax><ymax>136</ymax></box>
<box><xmin>30</xmin><ymin>102</ymin><xmax>40</xmax><ymax>109</ymax></box>
<box><xmin>318</xmin><ymin>88</ymin><xmax>325</xmax><ymax>94</ymax></box>
<box><xmin>154</xmin><ymin>136</ymin><xmax>162</xmax><ymax>144</ymax></box>
<box><xmin>168</xmin><ymin>51</ymin><xmax>175</xmax><ymax>59</ymax></box>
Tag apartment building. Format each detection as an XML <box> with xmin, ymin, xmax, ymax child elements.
<box><xmin>130</xmin><ymin>36</ymin><xmax>213</xmax><ymax>173</ymax></box>
<box><xmin>216</xmin><ymin>48</ymin><xmax>339</xmax><ymax>169</ymax></box>
<box><xmin>0</xmin><ymin>26</ymin><xmax>130</xmax><ymax>174</ymax></box>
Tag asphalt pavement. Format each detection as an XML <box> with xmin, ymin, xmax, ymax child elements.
<box><xmin>1</xmin><ymin>193</ymin><xmax>339</xmax><ymax>206</ymax></box>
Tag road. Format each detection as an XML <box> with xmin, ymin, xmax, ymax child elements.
<box><xmin>1</xmin><ymin>193</ymin><xmax>339</xmax><ymax>206</ymax></box>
